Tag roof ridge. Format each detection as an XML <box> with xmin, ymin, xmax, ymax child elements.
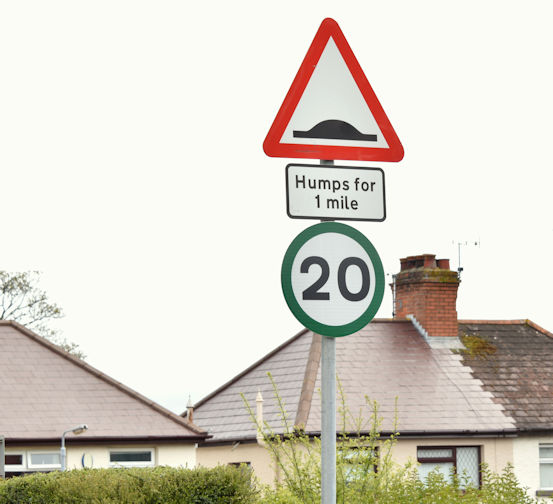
<box><xmin>1</xmin><ymin>320</ymin><xmax>206</xmax><ymax>437</ymax></box>
<box><xmin>191</xmin><ymin>328</ymin><xmax>310</xmax><ymax>412</ymax></box>
<box><xmin>459</xmin><ymin>319</ymin><xmax>553</xmax><ymax>339</ymax></box>
<box><xmin>370</xmin><ymin>318</ymin><xmax>409</xmax><ymax>323</ymax></box>
<box><xmin>459</xmin><ymin>319</ymin><xmax>528</xmax><ymax>325</ymax></box>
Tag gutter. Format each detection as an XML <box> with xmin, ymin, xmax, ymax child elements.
<box><xmin>5</xmin><ymin>435</ymin><xmax>211</xmax><ymax>447</ymax></box>
<box><xmin>198</xmin><ymin>427</ymin><xmax>519</xmax><ymax>447</ymax></box>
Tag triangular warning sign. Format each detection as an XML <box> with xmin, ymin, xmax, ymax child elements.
<box><xmin>263</xmin><ymin>18</ymin><xmax>404</xmax><ymax>162</ymax></box>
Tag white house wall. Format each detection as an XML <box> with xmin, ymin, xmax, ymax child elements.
<box><xmin>513</xmin><ymin>436</ymin><xmax>553</xmax><ymax>502</ymax></box>
<box><xmin>66</xmin><ymin>444</ymin><xmax>197</xmax><ymax>470</ymax></box>
<box><xmin>157</xmin><ymin>443</ymin><xmax>196</xmax><ymax>468</ymax></box>
<box><xmin>391</xmin><ymin>437</ymin><xmax>513</xmax><ymax>474</ymax></box>
<box><xmin>6</xmin><ymin>443</ymin><xmax>196</xmax><ymax>473</ymax></box>
<box><xmin>197</xmin><ymin>436</ymin><xmax>515</xmax><ymax>487</ymax></box>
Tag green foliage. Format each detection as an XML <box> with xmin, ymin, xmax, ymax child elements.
<box><xmin>244</xmin><ymin>373</ymin><xmax>541</xmax><ymax>504</ymax></box>
<box><xmin>0</xmin><ymin>465</ymin><xmax>257</xmax><ymax>504</ymax></box>
<box><xmin>0</xmin><ymin>270</ymin><xmax>85</xmax><ymax>359</ymax></box>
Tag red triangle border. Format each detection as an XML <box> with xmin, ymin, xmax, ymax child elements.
<box><xmin>263</xmin><ymin>18</ymin><xmax>404</xmax><ymax>162</ymax></box>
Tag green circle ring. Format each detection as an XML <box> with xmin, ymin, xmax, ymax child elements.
<box><xmin>281</xmin><ymin>222</ymin><xmax>385</xmax><ymax>337</ymax></box>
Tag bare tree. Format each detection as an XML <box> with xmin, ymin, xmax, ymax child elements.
<box><xmin>0</xmin><ymin>271</ymin><xmax>85</xmax><ymax>359</ymax></box>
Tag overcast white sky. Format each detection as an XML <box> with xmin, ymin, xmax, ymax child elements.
<box><xmin>1</xmin><ymin>1</ymin><xmax>552</xmax><ymax>414</ymax></box>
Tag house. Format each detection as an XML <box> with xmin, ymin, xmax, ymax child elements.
<box><xmin>189</xmin><ymin>253</ymin><xmax>553</xmax><ymax>500</ymax></box>
<box><xmin>0</xmin><ymin>321</ymin><xmax>207</xmax><ymax>477</ymax></box>
<box><xmin>457</xmin><ymin>319</ymin><xmax>553</xmax><ymax>499</ymax></box>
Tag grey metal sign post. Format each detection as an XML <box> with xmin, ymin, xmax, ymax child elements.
<box><xmin>268</xmin><ymin>19</ymin><xmax>401</xmax><ymax>503</ymax></box>
<box><xmin>319</xmin><ymin>159</ymin><xmax>336</xmax><ymax>504</ymax></box>
<box><xmin>281</xmin><ymin>198</ymin><xmax>385</xmax><ymax>504</ymax></box>
<box><xmin>1</xmin><ymin>435</ymin><xmax>5</xmax><ymax>479</ymax></box>
<box><xmin>321</xmin><ymin>335</ymin><xmax>336</xmax><ymax>504</ymax></box>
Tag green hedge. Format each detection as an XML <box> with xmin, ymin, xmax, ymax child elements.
<box><xmin>0</xmin><ymin>465</ymin><xmax>257</xmax><ymax>504</ymax></box>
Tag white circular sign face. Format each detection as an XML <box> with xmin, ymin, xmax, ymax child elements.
<box><xmin>291</xmin><ymin>232</ymin><xmax>376</xmax><ymax>326</ymax></box>
<box><xmin>281</xmin><ymin>222</ymin><xmax>384</xmax><ymax>337</ymax></box>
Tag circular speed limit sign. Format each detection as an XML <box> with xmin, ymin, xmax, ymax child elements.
<box><xmin>281</xmin><ymin>222</ymin><xmax>384</xmax><ymax>337</ymax></box>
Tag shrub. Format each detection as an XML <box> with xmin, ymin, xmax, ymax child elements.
<box><xmin>0</xmin><ymin>465</ymin><xmax>257</xmax><ymax>504</ymax></box>
<box><xmin>244</xmin><ymin>373</ymin><xmax>542</xmax><ymax>504</ymax></box>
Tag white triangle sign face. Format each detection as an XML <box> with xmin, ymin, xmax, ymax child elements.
<box><xmin>281</xmin><ymin>38</ymin><xmax>389</xmax><ymax>150</ymax></box>
<box><xmin>263</xmin><ymin>19</ymin><xmax>404</xmax><ymax>162</ymax></box>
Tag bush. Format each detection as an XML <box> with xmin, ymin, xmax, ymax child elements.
<box><xmin>0</xmin><ymin>465</ymin><xmax>257</xmax><ymax>504</ymax></box>
<box><xmin>244</xmin><ymin>373</ymin><xmax>542</xmax><ymax>504</ymax></box>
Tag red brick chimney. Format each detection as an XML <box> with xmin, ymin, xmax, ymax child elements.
<box><xmin>393</xmin><ymin>254</ymin><xmax>460</xmax><ymax>338</ymax></box>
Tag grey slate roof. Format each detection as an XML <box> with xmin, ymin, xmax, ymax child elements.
<box><xmin>192</xmin><ymin>328</ymin><xmax>314</xmax><ymax>442</ymax></box>
<box><xmin>0</xmin><ymin>321</ymin><xmax>206</xmax><ymax>443</ymax></box>
<box><xmin>192</xmin><ymin>320</ymin><xmax>518</xmax><ymax>443</ymax></box>
<box><xmin>458</xmin><ymin>320</ymin><xmax>553</xmax><ymax>432</ymax></box>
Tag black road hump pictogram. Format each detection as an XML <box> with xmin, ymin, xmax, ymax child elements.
<box><xmin>293</xmin><ymin>119</ymin><xmax>377</xmax><ymax>142</ymax></box>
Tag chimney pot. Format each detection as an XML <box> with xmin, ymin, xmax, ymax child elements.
<box><xmin>436</xmin><ymin>258</ymin><xmax>450</xmax><ymax>270</ymax></box>
<box><xmin>400</xmin><ymin>254</ymin><xmax>437</xmax><ymax>271</ymax></box>
<box><xmin>186</xmin><ymin>396</ymin><xmax>194</xmax><ymax>422</ymax></box>
<box><xmin>423</xmin><ymin>254</ymin><xmax>436</xmax><ymax>268</ymax></box>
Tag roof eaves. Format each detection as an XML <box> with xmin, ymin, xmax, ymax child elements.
<box><xmin>0</xmin><ymin>320</ymin><xmax>207</xmax><ymax>437</ymax></box>
<box><xmin>5</xmin><ymin>434</ymin><xmax>210</xmax><ymax>446</ymax></box>
<box><xmin>198</xmin><ymin>436</ymin><xmax>259</xmax><ymax>447</ymax></box>
<box><xmin>516</xmin><ymin>427</ymin><xmax>553</xmax><ymax>435</ymax></box>
<box><xmin>303</xmin><ymin>428</ymin><xmax>519</xmax><ymax>438</ymax></box>
<box><xmin>200</xmin><ymin>426</ymin><xmax>520</xmax><ymax>446</ymax></box>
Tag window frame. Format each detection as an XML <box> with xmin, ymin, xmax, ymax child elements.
<box><xmin>109</xmin><ymin>448</ymin><xmax>155</xmax><ymax>468</ymax></box>
<box><xmin>539</xmin><ymin>443</ymin><xmax>553</xmax><ymax>491</ymax></box>
<box><xmin>4</xmin><ymin>452</ymin><xmax>25</xmax><ymax>471</ymax></box>
<box><xmin>417</xmin><ymin>445</ymin><xmax>482</xmax><ymax>488</ymax></box>
<box><xmin>228</xmin><ymin>462</ymin><xmax>252</xmax><ymax>468</ymax></box>
<box><xmin>27</xmin><ymin>451</ymin><xmax>61</xmax><ymax>470</ymax></box>
<box><xmin>339</xmin><ymin>445</ymin><xmax>379</xmax><ymax>483</ymax></box>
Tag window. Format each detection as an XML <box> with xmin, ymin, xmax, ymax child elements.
<box><xmin>5</xmin><ymin>453</ymin><xmax>24</xmax><ymax>470</ymax></box>
<box><xmin>228</xmin><ymin>462</ymin><xmax>251</xmax><ymax>468</ymax></box>
<box><xmin>28</xmin><ymin>452</ymin><xmax>61</xmax><ymax>470</ymax></box>
<box><xmin>4</xmin><ymin>451</ymin><xmax>62</xmax><ymax>477</ymax></box>
<box><xmin>417</xmin><ymin>446</ymin><xmax>480</xmax><ymax>488</ymax></box>
<box><xmin>109</xmin><ymin>450</ymin><xmax>154</xmax><ymax>468</ymax></box>
<box><xmin>340</xmin><ymin>446</ymin><xmax>378</xmax><ymax>483</ymax></box>
<box><xmin>228</xmin><ymin>462</ymin><xmax>253</xmax><ymax>482</ymax></box>
<box><xmin>5</xmin><ymin>454</ymin><xmax>23</xmax><ymax>466</ymax></box>
<box><xmin>539</xmin><ymin>444</ymin><xmax>553</xmax><ymax>490</ymax></box>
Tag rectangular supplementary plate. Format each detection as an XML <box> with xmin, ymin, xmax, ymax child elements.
<box><xmin>286</xmin><ymin>164</ymin><xmax>385</xmax><ymax>222</ymax></box>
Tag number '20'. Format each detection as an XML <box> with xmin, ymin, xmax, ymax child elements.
<box><xmin>301</xmin><ymin>256</ymin><xmax>370</xmax><ymax>302</ymax></box>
